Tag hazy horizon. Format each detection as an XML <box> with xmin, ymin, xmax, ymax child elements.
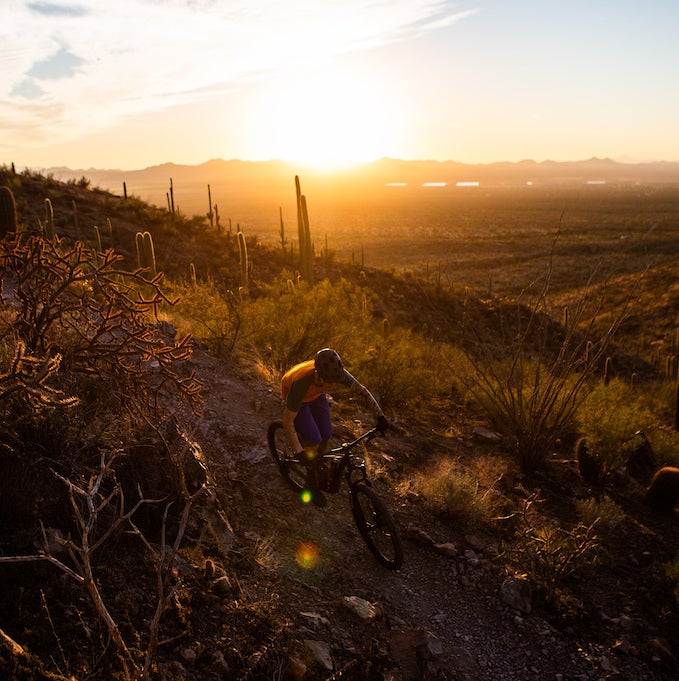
<box><xmin>32</xmin><ymin>154</ymin><xmax>679</xmax><ymax>176</ymax></box>
<box><xmin>3</xmin><ymin>1</ymin><xmax>679</xmax><ymax>172</ymax></box>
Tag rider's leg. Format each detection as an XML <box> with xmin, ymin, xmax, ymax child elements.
<box><xmin>293</xmin><ymin>398</ymin><xmax>330</xmax><ymax>507</ymax></box>
<box><xmin>308</xmin><ymin>394</ymin><xmax>332</xmax><ymax>455</ymax></box>
<box><xmin>293</xmin><ymin>403</ymin><xmax>322</xmax><ymax>461</ymax></box>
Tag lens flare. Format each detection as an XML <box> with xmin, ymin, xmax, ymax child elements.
<box><xmin>295</xmin><ymin>541</ymin><xmax>320</xmax><ymax>570</ymax></box>
<box><xmin>300</xmin><ymin>489</ymin><xmax>312</xmax><ymax>504</ymax></box>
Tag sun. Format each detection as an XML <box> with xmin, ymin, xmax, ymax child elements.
<box><xmin>253</xmin><ymin>65</ymin><xmax>397</xmax><ymax>170</ymax></box>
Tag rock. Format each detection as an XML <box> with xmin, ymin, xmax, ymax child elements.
<box><xmin>341</xmin><ymin>595</ymin><xmax>378</xmax><ymax>621</ymax></box>
<box><xmin>210</xmin><ymin>650</ymin><xmax>229</xmax><ymax>674</ymax></box>
<box><xmin>463</xmin><ymin>549</ymin><xmax>479</xmax><ymax>565</ymax></box>
<box><xmin>388</xmin><ymin>629</ymin><xmax>444</xmax><ymax>680</ymax></box>
<box><xmin>500</xmin><ymin>576</ymin><xmax>533</xmax><ymax>614</ymax></box>
<box><xmin>303</xmin><ymin>640</ymin><xmax>333</xmax><ymax>671</ymax></box>
<box><xmin>300</xmin><ymin>611</ymin><xmax>330</xmax><ymax>627</ymax></box>
<box><xmin>404</xmin><ymin>526</ymin><xmax>436</xmax><ymax>546</ymax></box>
<box><xmin>600</xmin><ymin>655</ymin><xmax>616</xmax><ymax>673</ymax></box>
<box><xmin>286</xmin><ymin>654</ymin><xmax>307</xmax><ymax>680</ymax></box>
<box><xmin>433</xmin><ymin>542</ymin><xmax>458</xmax><ymax>557</ymax></box>
<box><xmin>180</xmin><ymin>647</ymin><xmax>196</xmax><ymax>663</ymax></box>
<box><xmin>473</xmin><ymin>427</ymin><xmax>502</xmax><ymax>442</ymax></box>
<box><xmin>465</xmin><ymin>534</ymin><xmax>487</xmax><ymax>552</ymax></box>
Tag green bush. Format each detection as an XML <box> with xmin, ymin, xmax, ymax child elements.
<box><xmin>353</xmin><ymin>330</ymin><xmax>459</xmax><ymax>408</ymax></box>
<box><xmin>169</xmin><ymin>277</ymin><xmax>241</xmax><ymax>357</ymax></box>
<box><xmin>575</xmin><ymin>495</ymin><xmax>625</xmax><ymax>531</ymax></box>
<box><xmin>242</xmin><ymin>277</ymin><xmax>372</xmax><ymax>375</ymax></box>
<box><xmin>576</xmin><ymin>379</ymin><xmax>655</xmax><ymax>476</ymax></box>
<box><xmin>415</xmin><ymin>460</ymin><xmax>499</xmax><ymax>528</ymax></box>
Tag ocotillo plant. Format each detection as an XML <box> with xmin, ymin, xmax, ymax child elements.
<box><xmin>237</xmin><ymin>231</ymin><xmax>248</xmax><ymax>290</ymax></box>
<box><xmin>44</xmin><ymin>198</ymin><xmax>55</xmax><ymax>240</ymax></box>
<box><xmin>0</xmin><ymin>186</ymin><xmax>18</xmax><ymax>236</ymax></box>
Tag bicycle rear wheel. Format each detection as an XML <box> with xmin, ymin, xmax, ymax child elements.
<box><xmin>267</xmin><ymin>421</ymin><xmax>307</xmax><ymax>492</ymax></box>
<box><xmin>350</xmin><ymin>482</ymin><xmax>403</xmax><ymax>569</ymax></box>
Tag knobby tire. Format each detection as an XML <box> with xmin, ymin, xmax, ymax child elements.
<box><xmin>350</xmin><ymin>482</ymin><xmax>403</xmax><ymax>569</ymax></box>
<box><xmin>267</xmin><ymin>420</ymin><xmax>307</xmax><ymax>492</ymax></box>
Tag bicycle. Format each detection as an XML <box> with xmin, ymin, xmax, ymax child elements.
<box><xmin>267</xmin><ymin>421</ymin><xmax>403</xmax><ymax>570</ymax></box>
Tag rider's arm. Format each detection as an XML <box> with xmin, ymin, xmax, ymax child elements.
<box><xmin>283</xmin><ymin>407</ymin><xmax>304</xmax><ymax>454</ymax></box>
<box><xmin>355</xmin><ymin>381</ymin><xmax>385</xmax><ymax>418</ymax></box>
<box><xmin>345</xmin><ymin>373</ymin><xmax>388</xmax><ymax>432</ymax></box>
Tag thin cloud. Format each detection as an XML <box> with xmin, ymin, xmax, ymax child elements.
<box><xmin>27</xmin><ymin>45</ymin><xmax>84</xmax><ymax>79</ymax></box>
<box><xmin>27</xmin><ymin>2</ymin><xmax>88</xmax><ymax>17</ymax></box>
<box><xmin>1</xmin><ymin>0</ymin><xmax>474</xmax><ymax>149</ymax></box>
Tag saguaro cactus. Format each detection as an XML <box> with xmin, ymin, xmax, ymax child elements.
<box><xmin>295</xmin><ymin>176</ymin><xmax>314</xmax><ymax>283</ymax></box>
<box><xmin>44</xmin><ymin>198</ymin><xmax>55</xmax><ymax>240</ymax></box>
<box><xmin>136</xmin><ymin>230</ymin><xmax>157</xmax><ymax>276</ymax></box>
<box><xmin>207</xmin><ymin>184</ymin><xmax>214</xmax><ymax>229</ymax></box>
<box><xmin>279</xmin><ymin>206</ymin><xmax>286</xmax><ymax>260</ymax></box>
<box><xmin>0</xmin><ymin>186</ymin><xmax>18</xmax><ymax>236</ymax></box>
<box><xmin>237</xmin><ymin>230</ymin><xmax>248</xmax><ymax>289</ymax></box>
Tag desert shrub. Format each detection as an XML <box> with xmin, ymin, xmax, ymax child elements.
<box><xmin>0</xmin><ymin>233</ymin><xmax>202</xmax><ymax>421</ymax></box>
<box><xmin>458</xmin><ymin>353</ymin><xmax>586</xmax><ymax>473</ymax></box>
<box><xmin>575</xmin><ymin>495</ymin><xmax>626</xmax><ymax>531</ymax></box>
<box><xmin>503</xmin><ymin>497</ymin><xmax>601</xmax><ymax>595</ymax></box>
<box><xmin>242</xmin><ymin>277</ymin><xmax>372</xmax><ymax>375</ymax></box>
<box><xmin>169</xmin><ymin>277</ymin><xmax>241</xmax><ymax>357</ymax></box>
<box><xmin>665</xmin><ymin>553</ymin><xmax>679</xmax><ymax>605</ymax></box>
<box><xmin>452</xmin><ymin>262</ymin><xmax>637</xmax><ymax>472</ymax></box>
<box><xmin>646</xmin><ymin>426</ymin><xmax>679</xmax><ymax>468</ymax></box>
<box><xmin>353</xmin><ymin>330</ymin><xmax>458</xmax><ymax>408</ymax></box>
<box><xmin>576</xmin><ymin>379</ymin><xmax>655</xmax><ymax>476</ymax></box>
<box><xmin>415</xmin><ymin>460</ymin><xmax>499</xmax><ymax>528</ymax></box>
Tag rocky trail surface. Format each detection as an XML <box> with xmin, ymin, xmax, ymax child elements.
<box><xmin>183</xmin><ymin>345</ymin><xmax>669</xmax><ymax>681</ymax></box>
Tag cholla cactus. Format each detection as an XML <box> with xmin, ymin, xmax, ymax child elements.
<box><xmin>0</xmin><ymin>341</ymin><xmax>78</xmax><ymax>409</ymax></box>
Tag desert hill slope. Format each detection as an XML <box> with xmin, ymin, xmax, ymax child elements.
<box><xmin>1</xmin><ymin>166</ymin><xmax>679</xmax><ymax>680</ymax></box>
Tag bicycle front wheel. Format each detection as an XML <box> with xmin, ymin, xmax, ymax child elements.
<box><xmin>267</xmin><ymin>421</ymin><xmax>307</xmax><ymax>493</ymax></box>
<box><xmin>350</xmin><ymin>482</ymin><xmax>403</xmax><ymax>569</ymax></box>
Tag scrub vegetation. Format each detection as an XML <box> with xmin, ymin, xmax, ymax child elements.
<box><xmin>1</xmin><ymin>163</ymin><xmax>679</xmax><ymax>680</ymax></box>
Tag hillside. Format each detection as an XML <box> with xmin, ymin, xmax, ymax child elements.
<box><xmin>1</xmin><ymin>166</ymin><xmax>679</xmax><ymax>680</ymax></box>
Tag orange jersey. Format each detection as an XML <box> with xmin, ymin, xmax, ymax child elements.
<box><xmin>281</xmin><ymin>360</ymin><xmax>357</xmax><ymax>412</ymax></box>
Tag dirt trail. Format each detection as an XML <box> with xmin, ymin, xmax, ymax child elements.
<box><xmin>186</xmin><ymin>346</ymin><xmax>664</xmax><ymax>681</ymax></box>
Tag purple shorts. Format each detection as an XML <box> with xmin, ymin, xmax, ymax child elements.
<box><xmin>294</xmin><ymin>394</ymin><xmax>332</xmax><ymax>447</ymax></box>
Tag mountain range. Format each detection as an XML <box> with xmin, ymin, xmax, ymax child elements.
<box><xmin>42</xmin><ymin>157</ymin><xmax>679</xmax><ymax>217</ymax></box>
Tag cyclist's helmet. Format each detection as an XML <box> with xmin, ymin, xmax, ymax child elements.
<box><xmin>315</xmin><ymin>348</ymin><xmax>345</xmax><ymax>383</ymax></box>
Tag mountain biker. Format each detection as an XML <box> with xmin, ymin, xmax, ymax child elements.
<box><xmin>281</xmin><ymin>348</ymin><xmax>389</xmax><ymax>507</ymax></box>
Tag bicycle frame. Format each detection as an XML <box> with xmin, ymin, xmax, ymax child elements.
<box><xmin>316</xmin><ymin>427</ymin><xmax>382</xmax><ymax>493</ymax></box>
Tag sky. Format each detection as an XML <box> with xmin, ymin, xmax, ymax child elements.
<box><xmin>1</xmin><ymin>0</ymin><xmax>678</xmax><ymax>171</ymax></box>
